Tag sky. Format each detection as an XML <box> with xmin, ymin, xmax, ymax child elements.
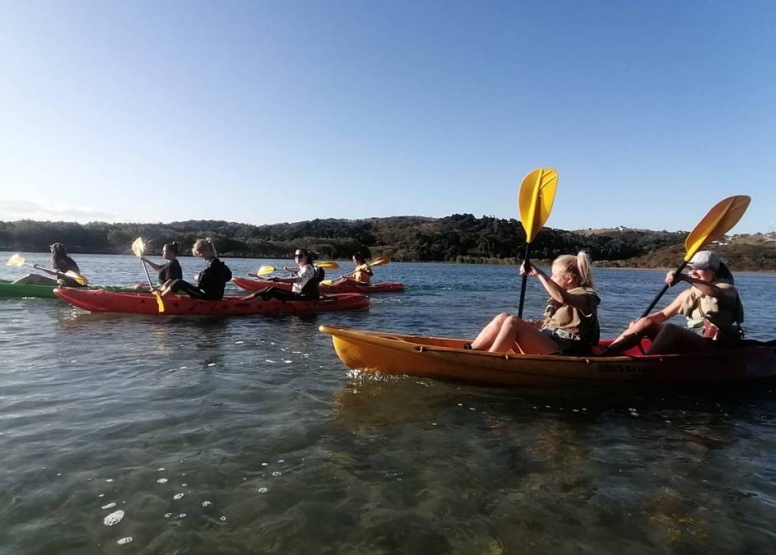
<box><xmin>0</xmin><ymin>0</ymin><xmax>774</xmax><ymax>234</ymax></box>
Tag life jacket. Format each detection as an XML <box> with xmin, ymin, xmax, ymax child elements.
<box><xmin>300</xmin><ymin>266</ymin><xmax>324</xmax><ymax>298</ymax></box>
<box><xmin>680</xmin><ymin>282</ymin><xmax>744</xmax><ymax>342</ymax></box>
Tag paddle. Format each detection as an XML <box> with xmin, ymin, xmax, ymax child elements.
<box><xmin>321</xmin><ymin>256</ymin><xmax>391</xmax><ymax>286</ymax></box>
<box><xmin>640</xmin><ymin>195</ymin><xmax>750</xmax><ymax>317</ymax></box>
<box><xmin>131</xmin><ymin>237</ymin><xmax>165</xmax><ymax>313</ymax></box>
<box><xmin>602</xmin><ymin>195</ymin><xmax>751</xmax><ymax>356</ymax></box>
<box><xmin>367</xmin><ymin>256</ymin><xmax>390</xmax><ymax>268</ymax></box>
<box><xmin>250</xmin><ymin>261</ymin><xmax>340</xmax><ymax>278</ymax></box>
<box><xmin>248</xmin><ymin>265</ymin><xmax>277</xmax><ymax>278</ymax></box>
<box><xmin>516</xmin><ymin>168</ymin><xmax>559</xmax><ymax>318</ymax></box>
<box><xmin>6</xmin><ymin>253</ymin><xmax>90</xmax><ymax>285</ymax></box>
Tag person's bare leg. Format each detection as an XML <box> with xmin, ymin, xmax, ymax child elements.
<box><xmin>490</xmin><ymin>316</ymin><xmax>559</xmax><ymax>354</ymax></box>
<box><xmin>470</xmin><ymin>313</ymin><xmax>511</xmax><ymax>350</ymax></box>
<box><xmin>12</xmin><ymin>274</ymin><xmax>58</xmax><ymax>286</ymax></box>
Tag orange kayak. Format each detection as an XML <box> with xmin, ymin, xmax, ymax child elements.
<box><xmin>232</xmin><ymin>277</ymin><xmax>405</xmax><ymax>294</ymax></box>
<box><xmin>320</xmin><ymin>325</ymin><xmax>776</xmax><ymax>388</ymax></box>
<box><xmin>54</xmin><ymin>288</ymin><xmax>369</xmax><ymax>316</ymax></box>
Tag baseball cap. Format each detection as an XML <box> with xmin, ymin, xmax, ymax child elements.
<box><xmin>688</xmin><ymin>251</ymin><xmax>720</xmax><ymax>271</ymax></box>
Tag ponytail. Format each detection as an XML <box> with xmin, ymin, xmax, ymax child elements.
<box><xmin>164</xmin><ymin>241</ymin><xmax>180</xmax><ymax>255</ymax></box>
<box><xmin>192</xmin><ymin>238</ymin><xmax>218</xmax><ymax>257</ymax></box>
<box><xmin>715</xmin><ymin>261</ymin><xmax>735</xmax><ymax>285</ymax></box>
<box><xmin>553</xmin><ymin>251</ymin><xmax>596</xmax><ymax>289</ymax></box>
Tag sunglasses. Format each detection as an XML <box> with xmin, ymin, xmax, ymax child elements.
<box><xmin>294</xmin><ymin>253</ymin><xmax>304</xmax><ymax>258</ymax></box>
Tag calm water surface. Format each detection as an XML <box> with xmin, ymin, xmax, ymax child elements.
<box><xmin>2</xmin><ymin>255</ymin><xmax>776</xmax><ymax>554</ymax></box>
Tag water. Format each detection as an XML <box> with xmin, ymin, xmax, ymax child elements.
<box><xmin>2</xmin><ymin>255</ymin><xmax>776</xmax><ymax>554</ymax></box>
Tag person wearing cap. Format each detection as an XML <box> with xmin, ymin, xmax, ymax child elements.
<box><xmin>613</xmin><ymin>250</ymin><xmax>744</xmax><ymax>354</ymax></box>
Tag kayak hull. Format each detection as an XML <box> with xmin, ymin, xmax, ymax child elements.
<box><xmin>319</xmin><ymin>325</ymin><xmax>776</xmax><ymax>387</ymax></box>
<box><xmin>0</xmin><ymin>280</ymin><xmax>138</xmax><ymax>299</ymax></box>
<box><xmin>232</xmin><ymin>277</ymin><xmax>405</xmax><ymax>294</ymax></box>
<box><xmin>55</xmin><ymin>288</ymin><xmax>370</xmax><ymax>316</ymax></box>
<box><xmin>0</xmin><ymin>279</ymin><xmax>59</xmax><ymax>298</ymax></box>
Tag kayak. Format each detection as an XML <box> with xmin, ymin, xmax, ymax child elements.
<box><xmin>232</xmin><ymin>277</ymin><xmax>405</xmax><ymax>294</ymax></box>
<box><xmin>0</xmin><ymin>279</ymin><xmax>136</xmax><ymax>299</ymax></box>
<box><xmin>0</xmin><ymin>279</ymin><xmax>60</xmax><ymax>298</ymax></box>
<box><xmin>54</xmin><ymin>288</ymin><xmax>370</xmax><ymax>316</ymax></box>
<box><xmin>319</xmin><ymin>325</ymin><xmax>776</xmax><ymax>388</ymax></box>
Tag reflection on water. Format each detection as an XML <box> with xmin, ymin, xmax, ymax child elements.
<box><xmin>1</xmin><ymin>259</ymin><xmax>776</xmax><ymax>554</ymax></box>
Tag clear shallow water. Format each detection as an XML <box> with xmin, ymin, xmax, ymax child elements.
<box><xmin>1</xmin><ymin>255</ymin><xmax>776</xmax><ymax>554</ymax></box>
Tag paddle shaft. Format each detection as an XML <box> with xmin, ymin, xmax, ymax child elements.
<box><xmin>140</xmin><ymin>259</ymin><xmax>156</xmax><ymax>291</ymax></box>
<box><xmin>28</xmin><ymin>262</ymin><xmax>69</xmax><ymax>280</ymax></box>
<box><xmin>517</xmin><ymin>244</ymin><xmax>532</xmax><ymax>319</ymax></box>
<box><xmin>640</xmin><ymin>261</ymin><xmax>689</xmax><ymax>318</ymax></box>
<box><xmin>23</xmin><ymin>262</ymin><xmax>52</xmax><ymax>275</ymax></box>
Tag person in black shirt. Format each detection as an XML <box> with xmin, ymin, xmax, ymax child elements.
<box><xmin>160</xmin><ymin>239</ymin><xmax>232</xmax><ymax>300</ymax></box>
<box><xmin>141</xmin><ymin>242</ymin><xmax>183</xmax><ymax>286</ymax></box>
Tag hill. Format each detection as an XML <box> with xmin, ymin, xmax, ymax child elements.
<box><xmin>1</xmin><ymin>215</ymin><xmax>774</xmax><ymax>271</ymax></box>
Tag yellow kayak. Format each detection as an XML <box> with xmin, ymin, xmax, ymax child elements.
<box><xmin>319</xmin><ymin>325</ymin><xmax>776</xmax><ymax>388</ymax></box>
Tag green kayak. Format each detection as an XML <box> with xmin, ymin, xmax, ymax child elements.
<box><xmin>0</xmin><ymin>280</ymin><xmax>137</xmax><ymax>299</ymax></box>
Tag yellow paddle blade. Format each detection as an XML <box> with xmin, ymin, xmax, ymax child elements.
<box><xmin>518</xmin><ymin>168</ymin><xmax>559</xmax><ymax>243</ymax></box>
<box><xmin>683</xmin><ymin>195</ymin><xmax>751</xmax><ymax>261</ymax></box>
<box><xmin>131</xmin><ymin>237</ymin><xmax>146</xmax><ymax>258</ymax></box>
<box><xmin>317</xmin><ymin>261</ymin><xmax>339</xmax><ymax>270</ymax></box>
<box><xmin>154</xmin><ymin>291</ymin><xmax>165</xmax><ymax>313</ymax></box>
<box><xmin>257</xmin><ymin>265</ymin><xmax>275</xmax><ymax>276</ymax></box>
<box><xmin>6</xmin><ymin>253</ymin><xmax>25</xmax><ymax>267</ymax></box>
<box><xmin>64</xmin><ymin>270</ymin><xmax>89</xmax><ymax>286</ymax></box>
<box><xmin>368</xmin><ymin>256</ymin><xmax>390</xmax><ymax>267</ymax></box>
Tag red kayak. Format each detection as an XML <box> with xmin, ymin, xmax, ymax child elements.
<box><xmin>54</xmin><ymin>287</ymin><xmax>369</xmax><ymax>316</ymax></box>
<box><xmin>232</xmin><ymin>277</ymin><xmax>405</xmax><ymax>294</ymax></box>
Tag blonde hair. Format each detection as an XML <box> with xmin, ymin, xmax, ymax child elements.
<box><xmin>192</xmin><ymin>238</ymin><xmax>218</xmax><ymax>257</ymax></box>
<box><xmin>553</xmin><ymin>251</ymin><xmax>595</xmax><ymax>289</ymax></box>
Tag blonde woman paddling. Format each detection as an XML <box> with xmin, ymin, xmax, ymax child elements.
<box><xmin>468</xmin><ymin>252</ymin><xmax>600</xmax><ymax>355</ymax></box>
<box><xmin>161</xmin><ymin>239</ymin><xmax>232</xmax><ymax>301</ymax></box>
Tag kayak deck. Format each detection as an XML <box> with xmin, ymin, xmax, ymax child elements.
<box><xmin>232</xmin><ymin>277</ymin><xmax>405</xmax><ymax>294</ymax></box>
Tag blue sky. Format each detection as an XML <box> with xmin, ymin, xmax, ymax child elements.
<box><xmin>1</xmin><ymin>1</ymin><xmax>773</xmax><ymax>234</ymax></box>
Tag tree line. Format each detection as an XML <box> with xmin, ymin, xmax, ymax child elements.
<box><xmin>1</xmin><ymin>215</ymin><xmax>774</xmax><ymax>271</ymax></box>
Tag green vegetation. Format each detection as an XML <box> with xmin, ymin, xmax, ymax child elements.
<box><xmin>1</xmin><ymin>215</ymin><xmax>775</xmax><ymax>271</ymax></box>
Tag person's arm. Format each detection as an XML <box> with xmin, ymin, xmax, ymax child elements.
<box><xmin>613</xmin><ymin>290</ymin><xmax>690</xmax><ymax>341</ymax></box>
<box><xmin>33</xmin><ymin>264</ymin><xmax>62</xmax><ymax>278</ymax></box>
<box><xmin>523</xmin><ymin>264</ymin><xmax>590</xmax><ymax>311</ymax></box>
<box><xmin>672</xmin><ymin>272</ymin><xmax>731</xmax><ymax>298</ymax></box>
<box><xmin>141</xmin><ymin>257</ymin><xmax>164</xmax><ymax>271</ymax></box>
<box><xmin>285</xmin><ymin>265</ymin><xmax>314</xmax><ymax>284</ymax></box>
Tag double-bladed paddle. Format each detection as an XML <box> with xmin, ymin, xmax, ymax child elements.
<box><xmin>321</xmin><ymin>256</ymin><xmax>391</xmax><ymax>286</ymax></box>
<box><xmin>131</xmin><ymin>237</ymin><xmax>166</xmax><ymax>313</ymax></box>
<box><xmin>6</xmin><ymin>253</ymin><xmax>90</xmax><ymax>286</ymax></box>
<box><xmin>249</xmin><ymin>261</ymin><xmax>340</xmax><ymax>278</ymax></box>
<box><xmin>517</xmin><ymin>168</ymin><xmax>559</xmax><ymax>318</ymax></box>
